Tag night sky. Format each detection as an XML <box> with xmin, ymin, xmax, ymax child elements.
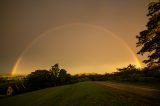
<box><xmin>1</xmin><ymin>0</ymin><xmax>149</xmax><ymax>75</ymax></box>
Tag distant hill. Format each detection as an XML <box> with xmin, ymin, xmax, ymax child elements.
<box><xmin>0</xmin><ymin>75</ymin><xmax>25</xmax><ymax>81</ymax></box>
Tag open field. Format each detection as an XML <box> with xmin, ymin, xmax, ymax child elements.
<box><xmin>0</xmin><ymin>81</ymin><xmax>160</xmax><ymax>106</ymax></box>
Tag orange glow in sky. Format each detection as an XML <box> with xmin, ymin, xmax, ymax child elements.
<box><xmin>1</xmin><ymin>0</ymin><xmax>148</xmax><ymax>75</ymax></box>
<box><xmin>12</xmin><ymin>24</ymin><xmax>141</xmax><ymax>75</ymax></box>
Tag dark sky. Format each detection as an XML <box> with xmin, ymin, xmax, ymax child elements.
<box><xmin>1</xmin><ymin>0</ymin><xmax>149</xmax><ymax>75</ymax></box>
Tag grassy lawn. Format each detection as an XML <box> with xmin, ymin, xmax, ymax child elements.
<box><xmin>0</xmin><ymin>81</ymin><xmax>160</xmax><ymax>106</ymax></box>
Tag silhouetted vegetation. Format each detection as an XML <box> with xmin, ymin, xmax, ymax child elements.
<box><xmin>70</xmin><ymin>64</ymin><xmax>160</xmax><ymax>83</ymax></box>
<box><xmin>0</xmin><ymin>64</ymin><xmax>73</xmax><ymax>96</ymax></box>
<box><xmin>0</xmin><ymin>63</ymin><xmax>160</xmax><ymax>96</ymax></box>
<box><xmin>109</xmin><ymin>65</ymin><xmax>160</xmax><ymax>82</ymax></box>
<box><xmin>136</xmin><ymin>0</ymin><xmax>160</xmax><ymax>67</ymax></box>
<box><xmin>26</xmin><ymin>70</ymin><xmax>53</xmax><ymax>89</ymax></box>
<box><xmin>25</xmin><ymin>64</ymin><xmax>72</xmax><ymax>90</ymax></box>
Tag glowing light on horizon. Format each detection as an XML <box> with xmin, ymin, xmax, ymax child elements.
<box><xmin>11</xmin><ymin>23</ymin><xmax>142</xmax><ymax>75</ymax></box>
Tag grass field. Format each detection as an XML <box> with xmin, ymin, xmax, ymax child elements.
<box><xmin>0</xmin><ymin>81</ymin><xmax>160</xmax><ymax>106</ymax></box>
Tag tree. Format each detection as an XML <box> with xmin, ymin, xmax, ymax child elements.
<box><xmin>117</xmin><ymin>64</ymin><xmax>138</xmax><ymax>72</ymax></box>
<box><xmin>58</xmin><ymin>69</ymin><xmax>68</xmax><ymax>85</ymax></box>
<box><xmin>136</xmin><ymin>0</ymin><xmax>160</xmax><ymax>67</ymax></box>
<box><xmin>49</xmin><ymin>63</ymin><xmax>60</xmax><ymax>85</ymax></box>
<box><xmin>26</xmin><ymin>70</ymin><xmax>52</xmax><ymax>89</ymax></box>
<box><xmin>50</xmin><ymin>63</ymin><xmax>60</xmax><ymax>77</ymax></box>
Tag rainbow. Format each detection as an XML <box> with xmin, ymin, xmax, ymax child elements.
<box><xmin>11</xmin><ymin>23</ymin><xmax>142</xmax><ymax>75</ymax></box>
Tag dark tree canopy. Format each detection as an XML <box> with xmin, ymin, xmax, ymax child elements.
<box><xmin>58</xmin><ymin>69</ymin><xmax>71</xmax><ymax>85</ymax></box>
<box><xmin>117</xmin><ymin>64</ymin><xmax>138</xmax><ymax>72</ymax></box>
<box><xmin>136</xmin><ymin>0</ymin><xmax>160</xmax><ymax>67</ymax></box>
<box><xmin>50</xmin><ymin>63</ymin><xmax>60</xmax><ymax>78</ymax></box>
<box><xmin>26</xmin><ymin>64</ymin><xmax>72</xmax><ymax>89</ymax></box>
<box><xmin>26</xmin><ymin>70</ymin><xmax>53</xmax><ymax>89</ymax></box>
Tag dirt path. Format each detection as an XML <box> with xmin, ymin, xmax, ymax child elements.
<box><xmin>95</xmin><ymin>81</ymin><xmax>160</xmax><ymax>98</ymax></box>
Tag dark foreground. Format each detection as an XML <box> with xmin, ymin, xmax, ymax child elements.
<box><xmin>0</xmin><ymin>81</ymin><xmax>160</xmax><ymax>106</ymax></box>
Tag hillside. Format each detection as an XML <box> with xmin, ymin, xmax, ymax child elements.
<box><xmin>0</xmin><ymin>81</ymin><xmax>160</xmax><ymax>106</ymax></box>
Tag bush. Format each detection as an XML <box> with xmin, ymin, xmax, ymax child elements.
<box><xmin>26</xmin><ymin>70</ymin><xmax>53</xmax><ymax>89</ymax></box>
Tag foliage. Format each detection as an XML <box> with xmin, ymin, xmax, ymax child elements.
<box><xmin>136</xmin><ymin>0</ymin><xmax>160</xmax><ymax>66</ymax></box>
<box><xmin>58</xmin><ymin>69</ymin><xmax>71</xmax><ymax>85</ymax></box>
<box><xmin>49</xmin><ymin>64</ymin><xmax>60</xmax><ymax>85</ymax></box>
<box><xmin>1</xmin><ymin>64</ymin><xmax>160</xmax><ymax>96</ymax></box>
<box><xmin>26</xmin><ymin>64</ymin><xmax>72</xmax><ymax>90</ymax></box>
<box><xmin>26</xmin><ymin>70</ymin><xmax>53</xmax><ymax>89</ymax></box>
<box><xmin>111</xmin><ymin>64</ymin><xmax>160</xmax><ymax>82</ymax></box>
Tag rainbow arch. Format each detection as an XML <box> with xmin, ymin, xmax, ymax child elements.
<box><xmin>11</xmin><ymin>23</ymin><xmax>142</xmax><ymax>75</ymax></box>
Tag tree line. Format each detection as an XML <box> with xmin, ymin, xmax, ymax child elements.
<box><xmin>25</xmin><ymin>64</ymin><xmax>72</xmax><ymax>90</ymax></box>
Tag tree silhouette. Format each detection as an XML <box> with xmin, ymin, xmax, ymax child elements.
<box><xmin>117</xmin><ymin>64</ymin><xmax>138</xmax><ymax>72</ymax></box>
<box><xmin>58</xmin><ymin>69</ymin><xmax>69</xmax><ymax>85</ymax></box>
<box><xmin>49</xmin><ymin>63</ymin><xmax>60</xmax><ymax>85</ymax></box>
<box><xmin>25</xmin><ymin>64</ymin><xmax>73</xmax><ymax>90</ymax></box>
<box><xmin>50</xmin><ymin>63</ymin><xmax>60</xmax><ymax>77</ymax></box>
<box><xmin>136</xmin><ymin>1</ymin><xmax>160</xmax><ymax>67</ymax></box>
<box><xmin>26</xmin><ymin>70</ymin><xmax>52</xmax><ymax>89</ymax></box>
